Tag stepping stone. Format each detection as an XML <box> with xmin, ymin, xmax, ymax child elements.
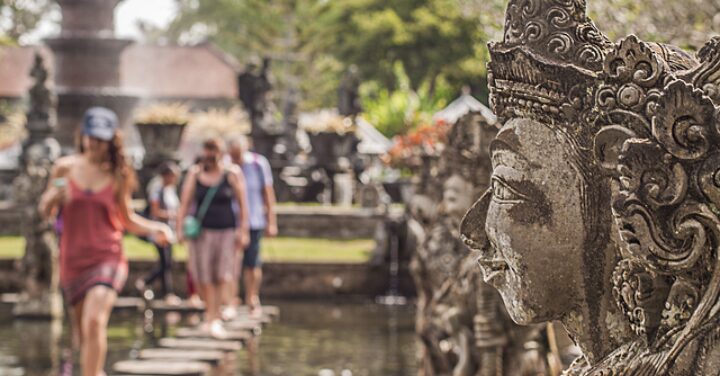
<box><xmin>150</xmin><ymin>300</ymin><xmax>205</xmax><ymax>314</ymax></box>
<box><xmin>223</xmin><ymin>320</ymin><xmax>262</xmax><ymax>332</ymax></box>
<box><xmin>235</xmin><ymin>305</ymin><xmax>279</xmax><ymax>318</ymax></box>
<box><xmin>0</xmin><ymin>293</ymin><xmax>18</xmax><ymax>305</ymax></box>
<box><xmin>158</xmin><ymin>338</ymin><xmax>242</xmax><ymax>352</ymax></box>
<box><xmin>112</xmin><ymin>360</ymin><xmax>210</xmax><ymax>376</ymax></box>
<box><xmin>113</xmin><ymin>297</ymin><xmax>145</xmax><ymax>311</ymax></box>
<box><xmin>175</xmin><ymin>327</ymin><xmax>253</xmax><ymax>341</ymax></box>
<box><xmin>138</xmin><ymin>349</ymin><xmax>225</xmax><ymax>365</ymax></box>
<box><xmin>0</xmin><ymin>367</ymin><xmax>23</xmax><ymax>376</ymax></box>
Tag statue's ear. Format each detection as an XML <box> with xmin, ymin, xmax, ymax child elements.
<box><xmin>594</xmin><ymin>125</ymin><xmax>637</xmax><ymax>172</ymax></box>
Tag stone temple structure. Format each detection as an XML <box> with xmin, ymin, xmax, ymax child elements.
<box><xmin>47</xmin><ymin>0</ymin><xmax>138</xmax><ymax>150</ymax></box>
<box><xmin>408</xmin><ymin>102</ymin><xmax>554</xmax><ymax>375</ymax></box>
<box><xmin>461</xmin><ymin>0</ymin><xmax>720</xmax><ymax>374</ymax></box>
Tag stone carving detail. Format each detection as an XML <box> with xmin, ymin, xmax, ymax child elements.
<box><xmin>462</xmin><ymin>0</ymin><xmax>720</xmax><ymax>374</ymax></box>
<box><xmin>13</xmin><ymin>54</ymin><xmax>63</xmax><ymax>319</ymax></box>
<box><xmin>409</xmin><ymin>112</ymin><xmax>549</xmax><ymax>375</ymax></box>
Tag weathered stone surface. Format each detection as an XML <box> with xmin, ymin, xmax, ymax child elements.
<box><xmin>12</xmin><ymin>53</ymin><xmax>63</xmax><ymax>320</ymax></box>
<box><xmin>461</xmin><ymin>0</ymin><xmax>720</xmax><ymax>374</ymax></box>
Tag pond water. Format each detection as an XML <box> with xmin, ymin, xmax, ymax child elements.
<box><xmin>0</xmin><ymin>300</ymin><xmax>417</xmax><ymax>376</ymax></box>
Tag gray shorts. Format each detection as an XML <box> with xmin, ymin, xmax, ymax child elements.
<box><xmin>189</xmin><ymin>228</ymin><xmax>236</xmax><ymax>284</ymax></box>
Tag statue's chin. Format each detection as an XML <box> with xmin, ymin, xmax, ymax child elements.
<box><xmin>500</xmin><ymin>294</ymin><xmax>545</xmax><ymax>326</ymax></box>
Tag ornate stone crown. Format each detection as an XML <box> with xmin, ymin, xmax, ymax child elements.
<box><xmin>592</xmin><ymin>34</ymin><xmax>720</xmax><ymax>371</ymax></box>
<box><xmin>488</xmin><ymin>0</ymin><xmax>612</xmax><ymax>126</ymax></box>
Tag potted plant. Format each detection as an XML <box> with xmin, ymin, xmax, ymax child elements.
<box><xmin>135</xmin><ymin>102</ymin><xmax>191</xmax><ymax>165</ymax></box>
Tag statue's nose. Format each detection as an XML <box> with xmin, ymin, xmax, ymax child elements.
<box><xmin>460</xmin><ymin>189</ymin><xmax>491</xmax><ymax>252</ymax></box>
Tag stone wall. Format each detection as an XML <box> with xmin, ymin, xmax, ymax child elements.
<box><xmin>0</xmin><ymin>205</ymin><xmax>22</xmax><ymax>236</ymax></box>
<box><xmin>0</xmin><ymin>259</ymin><xmax>415</xmax><ymax>299</ymax></box>
<box><xmin>276</xmin><ymin>206</ymin><xmax>389</xmax><ymax>240</ymax></box>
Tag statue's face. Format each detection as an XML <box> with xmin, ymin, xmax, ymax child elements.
<box><xmin>443</xmin><ymin>174</ymin><xmax>475</xmax><ymax>218</ymax></box>
<box><xmin>462</xmin><ymin>118</ymin><xmax>588</xmax><ymax>324</ymax></box>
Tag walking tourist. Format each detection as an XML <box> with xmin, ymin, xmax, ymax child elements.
<box><xmin>39</xmin><ymin>107</ymin><xmax>173</xmax><ymax>376</ymax></box>
<box><xmin>136</xmin><ymin>161</ymin><xmax>182</xmax><ymax>304</ymax></box>
<box><xmin>228</xmin><ymin>136</ymin><xmax>277</xmax><ymax>317</ymax></box>
<box><xmin>177</xmin><ymin>138</ymin><xmax>250</xmax><ymax>338</ymax></box>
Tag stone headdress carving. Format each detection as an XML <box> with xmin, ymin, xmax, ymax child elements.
<box><xmin>480</xmin><ymin>0</ymin><xmax>720</xmax><ymax>373</ymax></box>
<box><xmin>591</xmin><ymin>34</ymin><xmax>720</xmax><ymax>373</ymax></box>
<box><xmin>488</xmin><ymin>0</ymin><xmax>612</xmax><ymax>131</ymax></box>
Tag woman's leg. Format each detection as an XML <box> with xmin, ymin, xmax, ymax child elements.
<box><xmin>80</xmin><ymin>285</ymin><xmax>117</xmax><ymax>376</ymax></box>
<box><xmin>70</xmin><ymin>299</ymin><xmax>85</xmax><ymax>352</ymax></box>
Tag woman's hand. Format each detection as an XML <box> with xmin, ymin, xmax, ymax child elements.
<box><xmin>39</xmin><ymin>179</ymin><xmax>68</xmax><ymax>218</ymax></box>
<box><xmin>265</xmin><ymin>223</ymin><xmax>278</xmax><ymax>238</ymax></box>
<box><xmin>235</xmin><ymin>228</ymin><xmax>250</xmax><ymax>252</ymax></box>
<box><xmin>152</xmin><ymin>223</ymin><xmax>174</xmax><ymax>246</ymax></box>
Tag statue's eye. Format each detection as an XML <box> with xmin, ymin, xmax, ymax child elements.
<box><xmin>491</xmin><ymin>177</ymin><xmax>527</xmax><ymax>203</ymax></box>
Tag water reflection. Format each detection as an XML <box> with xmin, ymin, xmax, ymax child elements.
<box><xmin>0</xmin><ymin>300</ymin><xmax>417</xmax><ymax>376</ymax></box>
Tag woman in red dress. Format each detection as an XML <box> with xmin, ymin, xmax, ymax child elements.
<box><xmin>40</xmin><ymin>107</ymin><xmax>172</xmax><ymax>376</ymax></box>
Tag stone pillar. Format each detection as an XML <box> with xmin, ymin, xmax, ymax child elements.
<box><xmin>12</xmin><ymin>54</ymin><xmax>63</xmax><ymax>319</ymax></box>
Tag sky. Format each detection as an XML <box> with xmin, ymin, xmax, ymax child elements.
<box><xmin>115</xmin><ymin>0</ymin><xmax>177</xmax><ymax>39</ymax></box>
<box><xmin>26</xmin><ymin>0</ymin><xmax>177</xmax><ymax>43</ymax></box>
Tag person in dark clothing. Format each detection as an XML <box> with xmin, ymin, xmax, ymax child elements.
<box><xmin>136</xmin><ymin>162</ymin><xmax>181</xmax><ymax>304</ymax></box>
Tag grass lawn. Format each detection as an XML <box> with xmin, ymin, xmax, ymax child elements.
<box><xmin>0</xmin><ymin>236</ymin><xmax>374</xmax><ymax>264</ymax></box>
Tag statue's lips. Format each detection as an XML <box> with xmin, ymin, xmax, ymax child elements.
<box><xmin>476</xmin><ymin>256</ymin><xmax>508</xmax><ymax>285</ymax></box>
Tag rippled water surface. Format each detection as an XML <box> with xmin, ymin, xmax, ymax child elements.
<box><xmin>0</xmin><ymin>300</ymin><xmax>417</xmax><ymax>376</ymax></box>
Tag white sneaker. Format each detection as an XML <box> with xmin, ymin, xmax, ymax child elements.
<box><xmin>209</xmin><ymin>320</ymin><xmax>228</xmax><ymax>339</ymax></box>
<box><xmin>221</xmin><ymin>306</ymin><xmax>238</xmax><ymax>321</ymax></box>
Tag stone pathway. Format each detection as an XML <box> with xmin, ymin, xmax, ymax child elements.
<box><xmin>111</xmin><ymin>304</ymin><xmax>278</xmax><ymax>376</ymax></box>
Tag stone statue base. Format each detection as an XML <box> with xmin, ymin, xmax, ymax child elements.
<box><xmin>13</xmin><ymin>290</ymin><xmax>64</xmax><ymax>319</ymax></box>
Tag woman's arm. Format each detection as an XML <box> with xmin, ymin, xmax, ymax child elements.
<box><xmin>116</xmin><ymin>178</ymin><xmax>172</xmax><ymax>243</ymax></box>
<box><xmin>38</xmin><ymin>156</ymin><xmax>72</xmax><ymax>219</ymax></box>
<box><xmin>263</xmin><ymin>184</ymin><xmax>278</xmax><ymax>237</ymax></box>
<box><xmin>176</xmin><ymin>166</ymin><xmax>198</xmax><ymax>241</ymax></box>
<box><xmin>228</xmin><ymin>166</ymin><xmax>250</xmax><ymax>249</ymax></box>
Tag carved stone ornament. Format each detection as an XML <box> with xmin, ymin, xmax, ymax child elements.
<box><xmin>461</xmin><ymin>0</ymin><xmax>720</xmax><ymax>374</ymax></box>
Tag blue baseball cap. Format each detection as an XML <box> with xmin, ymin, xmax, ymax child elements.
<box><xmin>82</xmin><ymin>107</ymin><xmax>119</xmax><ymax>141</ymax></box>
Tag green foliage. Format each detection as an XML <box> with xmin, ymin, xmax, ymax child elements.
<box><xmin>361</xmin><ymin>62</ymin><xmax>452</xmax><ymax>137</ymax></box>
<box><xmin>0</xmin><ymin>0</ymin><xmax>55</xmax><ymax>43</ymax></box>
<box><xmin>161</xmin><ymin>0</ymin><xmax>493</xmax><ymax>115</ymax></box>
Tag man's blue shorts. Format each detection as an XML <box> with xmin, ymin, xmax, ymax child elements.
<box><xmin>243</xmin><ymin>230</ymin><xmax>263</xmax><ymax>268</ymax></box>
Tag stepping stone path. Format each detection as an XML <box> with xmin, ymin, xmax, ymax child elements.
<box><xmin>112</xmin><ymin>304</ymin><xmax>278</xmax><ymax>375</ymax></box>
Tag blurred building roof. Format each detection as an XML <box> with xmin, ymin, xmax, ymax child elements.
<box><xmin>0</xmin><ymin>42</ymin><xmax>239</xmax><ymax>100</ymax></box>
<box><xmin>433</xmin><ymin>94</ymin><xmax>496</xmax><ymax>125</ymax></box>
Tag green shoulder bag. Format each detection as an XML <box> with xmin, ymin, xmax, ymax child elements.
<box><xmin>183</xmin><ymin>182</ymin><xmax>220</xmax><ymax>240</ymax></box>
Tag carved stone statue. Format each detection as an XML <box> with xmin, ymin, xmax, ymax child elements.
<box><xmin>461</xmin><ymin>0</ymin><xmax>720</xmax><ymax>374</ymax></box>
<box><xmin>410</xmin><ymin>112</ymin><xmax>549</xmax><ymax>375</ymax></box>
<box><xmin>338</xmin><ymin>65</ymin><xmax>362</xmax><ymax>118</ymax></box>
<box><xmin>25</xmin><ymin>54</ymin><xmax>55</xmax><ymax>143</ymax></box>
<box><xmin>13</xmin><ymin>53</ymin><xmax>63</xmax><ymax>319</ymax></box>
<box><xmin>238</xmin><ymin>57</ymin><xmax>281</xmax><ymax>157</ymax></box>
